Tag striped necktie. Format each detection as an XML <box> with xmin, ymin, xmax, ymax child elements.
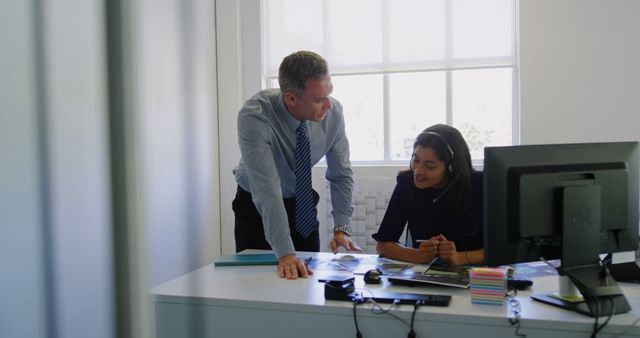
<box><xmin>294</xmin><ymin>121</ymin><xmax>317</xmax><ymax>237</ymax></box>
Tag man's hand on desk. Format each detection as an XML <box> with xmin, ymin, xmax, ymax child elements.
<box><xmin>329</xmin><ymin>231</ymin><xmax>364</xmax><ymax>254</ymax></box>
<box><xmin>278</xmin><ymin>254</ymin><xmax>313</xmax><ymax>280</ymax></box>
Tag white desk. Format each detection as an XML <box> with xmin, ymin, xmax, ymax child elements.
<box><xmin>150</xmin><ymin>252</ymin><xmax>640</xmax><ymax>338</ymax></box>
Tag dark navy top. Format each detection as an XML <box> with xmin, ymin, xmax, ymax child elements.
<box><xmin>372</xmin><ymin>170</ymin><xmax>484</xmax><ymax>251</ymax></box>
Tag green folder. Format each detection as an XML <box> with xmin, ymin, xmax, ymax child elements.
<box><xmin>214</xmin><ymin>253</ymin><xmax>279</xmax><ymax>266</ymax></box>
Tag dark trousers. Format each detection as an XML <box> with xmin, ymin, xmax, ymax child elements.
<box><xmin>233</xmin><ymin>185</ymin><xmax>320</xmax><ymax>253</ymax></box>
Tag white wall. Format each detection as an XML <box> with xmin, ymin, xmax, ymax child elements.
<box><xmin>519</xmin><ymin>0</ymin><xmax>640</xmax><ymax>144</ymax></box>
<box><xmin>216</xmin><ymin>0</ymin><xmax>262</xmax><ymax>254</ymax></box>
<box><xmin>131</xmin><ymin>0</ymin><xmax>220</xmax><ymax>287</ymax></box>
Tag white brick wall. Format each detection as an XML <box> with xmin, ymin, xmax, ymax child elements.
<box><xmin>322</xmin><ymin>178</ymin><xmax>397</xmax><ymax>253</ymax></box>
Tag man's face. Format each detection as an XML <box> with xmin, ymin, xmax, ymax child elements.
<box><xmin>285</xmin><ymin>76</ymin><xmax>333</xmax><ymax>122</ymax></box>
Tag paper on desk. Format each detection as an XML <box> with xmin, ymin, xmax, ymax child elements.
<box><xmin>378</xmin><ymin>263</ymin><xmax>412</xmax><ymax>274</ymax></box>
<box><xmin>424</xmin><ymin>270</ymin><xmax>459</xmax><ymax>276</ymax></box>
<box><xmin>612</xmin><ymin>251</ymin><xmax>636</xmax><ymax>264</ymax></box>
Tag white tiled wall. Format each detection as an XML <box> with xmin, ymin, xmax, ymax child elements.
<box><xmin>320</xmin><ymin>177</ymin><xmax>397</xmax><ymax>253</ymax></box>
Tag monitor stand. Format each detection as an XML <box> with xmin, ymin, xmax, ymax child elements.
<box><xmin>532</xmin><ymin>272</ymin><xmax>631</xmax><ymax>317</ymax></box>
<box><xmin>608</xmin><ymin>260</ymin><xmax>640</xmax><ymax>283</ymax></box>
<box><xmin>531</xmin><ymin>185</ymin><xmax>632</xmax><ymax>317</ymax></box>
<box><xmin>531</xmin><ymin>293</ymin><xmax>630</xmax><ymax>317</ymax></box>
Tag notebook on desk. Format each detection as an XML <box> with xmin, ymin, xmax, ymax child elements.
<box><xmin>388</xmin><ymin>273</ymin><xmax>470</xmax><ymax>288</ymax></box>
<box><xmin>387</xmin><ymin>264</ymin><xmax>471</xmax><ymax>288</ymax></box>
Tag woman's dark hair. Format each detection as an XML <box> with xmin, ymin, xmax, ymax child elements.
<box><xmin>412</xmin><ymin>124</ymin><xmax>474</xmax><ymax>219</ymax></box>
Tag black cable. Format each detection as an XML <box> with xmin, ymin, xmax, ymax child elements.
<box><xmin>355</xmin><ymin>288</ymin><xmax>418</xmax><ymax>335</ymax></box>
<box><xmin>592</xmin><ymin>296</ymin><xmax>615</xmax><ymax>338</ymax></box>
<box><xmin>507</xmin><ymin>290</ymin><xmax>527</xmax><ymax>338</ymax></box>
<box><xmin>407</xmin><ymin>302</ymin><xmax>420</xmax><ymax>338</ymax></box>
<box><xmin>368</xmin><ymin>299</ymin><xmax>412</xmax><ymax>328</ymax></box>
<box><xmin>369</xmin><ymin>299</ymin><xmax>397</xmax><ymax>315</ymax></box>
<box><xmin>590</xmin><ymin>297</ymin><xmax>601</xmax><ymax>338</ymax></box>
<box><xmin>531</xmin><ymin>242</ymin><xmax>557</xmax><ymax>270</ymax></box>
<box><xmin>600</xmin><ymin>297</ymin><xmax>616</xmax><ymax>331</ymax></box>
<box><xmin>358</xmin><ymin>288</ymin><xmax>412</xmax><ymax>328</ymax></box>
<box><xmin>353</xmin><ymin>299</ymin><xmax>363</xmax><ymax>338</ymax></box>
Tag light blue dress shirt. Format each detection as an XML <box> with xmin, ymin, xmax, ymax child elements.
<box><xmin>234</xmin><ymin>89</ymin><xmax>354</xmax><ymax>258</ymax></box>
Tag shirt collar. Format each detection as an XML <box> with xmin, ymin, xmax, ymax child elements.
<box><xmin>276</xmin><ymin>91</ymin><xmax>304</xmax><ymax>131</ymax></box>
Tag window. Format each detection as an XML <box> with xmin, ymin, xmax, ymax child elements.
<box><xmin>263</xmin><ymin>0</ymin><xmax>517</xmax><ymax>163</ymax></box>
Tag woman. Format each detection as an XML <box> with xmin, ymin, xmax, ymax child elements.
<box><xmin>372</xmin><ymin>124</ymin><xmax>484</xmax><ymax>265</ymax></box>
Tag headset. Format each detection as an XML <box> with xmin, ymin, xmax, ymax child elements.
<box><xmin>410</xmin><ymin>131</ymin><xmax>459</xmax><ymax>203</ymax></box>
<box><xmin>425</xmin><ymin>131</ymin><xmax>455</xmax><ymax>174</ymax></box>
<box><xmin>410</xmin><ymin>131</ymin><xmax>456</xmax><ymax>174</ymax></box>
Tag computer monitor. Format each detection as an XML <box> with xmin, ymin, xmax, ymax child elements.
<box><xmin>484</xmin><ymin>142</ymin><xmax>639</xmax><ymax>317</ymax></box>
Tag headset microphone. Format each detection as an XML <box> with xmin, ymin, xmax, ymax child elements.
<box><xmin>432</xmin><ymin>174</ymin><xmax>461</xmax><ymax>204</ymax></box>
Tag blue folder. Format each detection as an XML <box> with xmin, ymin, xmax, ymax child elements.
<box><xmin>214</xmin><ymin>253</ymin><xmax>279</xmax><ymax>266</ymax></box>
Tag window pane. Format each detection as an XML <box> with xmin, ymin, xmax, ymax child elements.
<box><xmin>389</xmin><ymin>72</ymin><xmax>446</xmax><ymax>160</ymax></box>
<box><xmin>389</xmin><ymin>0</ymin><xmax>445</xmax><ymax>64</ymax></box>
<box><xmin>331</xmin><ymin>74</ymin><xmax>384</xmax><ymax>161</ymax></box>
<box><xmin>452</xmin><ymin>68</ymin><xmax>512</xmax><ymax>160</ymax></box>
<box><xmin>264</xmin><ymin>0</ymin><xmax>324</xmax><ymax>77</ymax></box>
<box><xmin>262</xmin><ymin>0</ymin><xmax>518</xmax><ymax>163</ymax></box>
<box><xmin>327</xmin><ymin>0</ymin><xmax>383</xmax><ymax>69</ymax></box>
<box><xmin>452</xmin><ymin>0</ymin><xmax>514</xmax><ymax>59</ymax></box>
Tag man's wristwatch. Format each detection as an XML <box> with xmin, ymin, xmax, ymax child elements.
<box><xmin>333</xmin><ymin>224</ymin><xmax>353</xmax><ymax>236</ymax></box>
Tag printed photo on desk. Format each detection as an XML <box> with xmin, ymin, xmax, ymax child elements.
<box><xmin>307</xmin><ymin>254</ymin><xmax>367</xmax><ymax>271</ymax></box>
<box><xmin>507</xmin><ymin>260</ymin><xmax>559</xmax><ymax>278</ymax></box>
<box><xmin>309</xmin><ymin>254</ymin><xmax>414</xmax><ymax>274</ymax></box>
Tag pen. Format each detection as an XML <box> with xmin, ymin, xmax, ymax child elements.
<box><xmin>304</xmin><ymin>257</ymin><xmax>312</xmax><ymax>267</ymax></box>
<box><xmin>417</xmin><ymin>235</ymin><xmax>445</xmax><ymax>243</ymax></box>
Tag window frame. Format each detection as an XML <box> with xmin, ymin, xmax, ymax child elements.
<box><xmin>260</xmin><ymin>0</ymin><xmax>520</xmax><ymax>166</ymax></box>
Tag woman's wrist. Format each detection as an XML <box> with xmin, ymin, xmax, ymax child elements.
<box><xmin>414</xmin><ymin>248</ymin><xmax>434</xmax><ymax>264</ymax></box>
<box><xmin>464</xmin><ymin>251</ymin><xmax>471</xmax><ymax>265</ymax></box>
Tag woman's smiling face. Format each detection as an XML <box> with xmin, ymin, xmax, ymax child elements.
<box><xmin>411</xmin><ymin>145</ymin><xmax>449</xmax><ymax>190</ymax></box>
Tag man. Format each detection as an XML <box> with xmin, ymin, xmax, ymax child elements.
<box><xmin>233</xmin><ymin>50</ymin><xmax>362</xmax><ymax>279</ymax></box>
